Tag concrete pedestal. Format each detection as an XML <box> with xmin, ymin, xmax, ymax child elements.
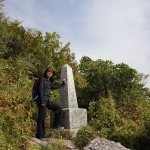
<box><xmin>62</xmin><ymin>108</ymin><xmax>87</xmax><ymax>129</ymax></box>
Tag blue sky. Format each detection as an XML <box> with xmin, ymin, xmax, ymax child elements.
<box><xmin>2</xmin><ymin>0</ymin><xmax>150</xmax><ymax>88</ymax></box>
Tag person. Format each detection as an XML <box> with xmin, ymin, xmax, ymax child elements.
<box><xmin>36</xmin><ymin>67</ymin><xmax>65</xmax><ymax>141</ymax></box>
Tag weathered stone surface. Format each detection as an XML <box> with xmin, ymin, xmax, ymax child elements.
<box><xmin>62</xmin><ymin>108</ymin><xmax>87</xmax><ymax>129</ymax></box>
<box><xmin>83</xmin><ymin>136</ymin><xmax>130</xmax><ymax>150</ymax></box>
<box><xmin>31</xmin><ymin>138</ymin><xmax>43</xmax><ymax>144</ymax></box>
<box><xmin>60</xmin><ymin>64</ymin><xmax>78</xmax><ymax>108</ymax></box>
<box><xmin>24</xmin><ymin>141</ymin><xmax>37</xmax><ymax>150</ymax></box>
<box><xmin>24</xmin><ymin>138</ymin><xmax>48</xmax><ymax>150</ymax></box>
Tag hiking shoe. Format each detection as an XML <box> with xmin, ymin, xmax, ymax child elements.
<box><xmin>41</xmin><ymin>138</ymin><xmax>48</xmax><ymax>141</ymax></box>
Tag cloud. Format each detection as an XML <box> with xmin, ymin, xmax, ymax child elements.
<box><xmin>4</xmin><ymin>0</ymin><xmax>39</xmax><ymax>28</ymax></box>
<box><xmin>76</xmin><ymin>0</ymin><xmax>150</xmax><ymax>71</ymax></box>
<box><xmin>3</xmin><ymin>0</ymin><xmax>150</xmax><ymax>87</ymax></box>
<box><xmin>67</xmin><ymin>0</ymin><xmax>150</xmax><ymax>87</ymax></box>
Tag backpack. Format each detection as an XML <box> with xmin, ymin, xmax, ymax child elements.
<box><xmin>32</xmin><ymin>78</ymin><xmax>41</xmax><ymax>101</ymax></box>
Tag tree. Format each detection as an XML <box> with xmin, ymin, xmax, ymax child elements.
<box><xmin>78</xmin><ymin>56</ymin><xmax>149</xmax><ymax>109</ymax></box>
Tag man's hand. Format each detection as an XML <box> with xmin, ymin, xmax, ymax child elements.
<box><xmin>63</xmin><ymin>78</ymin><xmax>66</xmax><ymax>83</ymax></box>
<box><xmin>62</xmin><ymin>78</ymin><xmax>66</xmax><ymax>85</ymax></box>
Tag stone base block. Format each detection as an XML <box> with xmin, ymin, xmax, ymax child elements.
<box><xmin>50</xmin><ymin>108</ymin><xmax>87</xmax><ymax>130</ymax></box>
<box><xmin>62</xmin><ymin>108</ymin><xmax>87</xmax><ymax>129</ymax></box>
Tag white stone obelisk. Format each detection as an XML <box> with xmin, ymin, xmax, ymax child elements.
<box><xmin>59</xmin><ymin>64</ymin><xmax>78</xmax><ymax>108</ymax></box>
<box><xmin>59</xmin><ymin>64</ymin><xmax>87</xmax><ymax>131</ymax></box>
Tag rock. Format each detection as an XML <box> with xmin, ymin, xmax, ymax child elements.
<box><xmin>24</xmin><ymin>138</ymin><xmax>50</xmax><ymax>150</ymax></box>
<box><xmin>25</xmin><ymin>136</ymin><xmax>131</xmax><ymax>150</ymax></box>
<box><xmin>24</xmin><ymin>138</ymin><xmax>76</xmax><ymax>150</ymax></box>
<box><xmin>31</xmin><ymin>138</ymin><xmax>42</xmax><ymax>144</ymax></box>
<box><xmin>83</xmin><ymin>136</ymin><xmax>130</xmax><ymax>150</ymax></box>
<box><xmin>24</xmin><ymin>140</ymin><xmax>37</xmax><ymax>150</ymax></box>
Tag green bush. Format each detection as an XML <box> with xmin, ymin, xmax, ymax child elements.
<box><xmin>28</xmin><ymin>139</ymin><xmax>66</xmax><ymax>150</ymax></box>
<box><xmin>88</xmin><ymin>97</ymin><xmax>150</xmax><ymax>150</ymax></box>
<box><xmin>88</xmin><ymin>97</ymin><xmax>122</xmax><ymax>131</ymax></box>
<box><xmin>109</xmin><ymin>119</ymin><xmax>144</xmax><ymax>149</ymax></box>
<box><xmin>73</xmin><ymin>125</ymin><xmax>96</xmax><ymax>149</ymax></box>
<box><xmin>0</xmin><ymin>108</ymin><xmax>34</xmax><ymax>149</ymax></box>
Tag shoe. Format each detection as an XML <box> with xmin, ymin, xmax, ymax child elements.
<box><xmin>56</xmin><ymin>126</ymin><xmax>64</xmax><ymax>130</ymax></box>
<box><xmin>40</xmin><ymin>138</ymin><xmax>48</xmax><ymax>141</ymax></box>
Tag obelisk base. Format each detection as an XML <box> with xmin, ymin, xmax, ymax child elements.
<box><xmin>50</xmin><ymin>108</ymin><xmax>87</xmax><ymax>130</ymax></box>
<box><xmin>62</xmin><ymin>108</ymin><xmax>87</xmax><ymax>129</ymax></box>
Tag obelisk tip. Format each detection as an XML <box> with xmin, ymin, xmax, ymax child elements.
<box><xmin>62</xmin><ymin>64</ymin><xmax>71</xmax><ymax>68</ymax></box>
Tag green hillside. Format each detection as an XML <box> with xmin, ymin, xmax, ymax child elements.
<box><xmin>0</xmin><ymin>5</ymin><xmax>150</xmax><ymax>150</ymax></box>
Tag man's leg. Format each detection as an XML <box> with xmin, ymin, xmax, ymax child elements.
<box><xmin>36</xmin><ymin>102</ymin><xmax>47</xmax><ymax>139</ymax></box>
<box><xmin>47</xmin><ymin>101</ymin><xmax>63</xmax><ymax>128</ymax></box>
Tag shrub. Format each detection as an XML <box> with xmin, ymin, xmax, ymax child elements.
<box><xmin>88</xmin><ymin>97</ymin><xmax>150</xmax><ymax>150</ymax></box>
<box><xmin>88</xmin><ymin>97</ymin><xmax>122</xmax><ymax>131</ymax></box>
<box><xmin>28</xmin><ymin>139</ymin><xmax>66</xmax><ymax>150</ymax></box>
<box><xmin>109</xmin><ymin>119</ymin><xmax>144</xmax><ymax>149</ymax></box>
<box><xmin>73</xmin><ymin>125</ymin><xmax>96</xmax><ymax>149</ymax></box>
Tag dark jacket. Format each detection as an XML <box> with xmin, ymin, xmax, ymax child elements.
<box><xmin>38</xmin><ymin>77</ymin><xmax>64</xmax><ymax>104</ymax></box>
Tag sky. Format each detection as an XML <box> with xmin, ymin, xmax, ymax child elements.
<box><xmin>2</xmin><ymin>0</ymin><xmax>150</xmax><ymax>88</ymax></box>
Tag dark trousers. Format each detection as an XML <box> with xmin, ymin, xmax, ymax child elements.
<box><xmin>36</xmin><ymin>100</ymin><xmax>62</xmax><ymax>139</ymax></box>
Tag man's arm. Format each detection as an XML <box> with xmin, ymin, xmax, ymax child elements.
<box><xmin>38</xmin><ymin>77</ymin><xmax>45</xmax><ymax>105</ymax></box>
<box><xmin>51</xmin><ymin>79</ymin><xmax>66</xmax><ymax>89</ymax></box>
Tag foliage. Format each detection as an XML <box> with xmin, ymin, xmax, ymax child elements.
<box><xmin>78</xmin><ymin>56</ymin><xmax>149</xmax><ymax>108</ymax></box>
<box><xmin>88</xmin><ymin>97</ymin><xmax>122</xmax><ymax>131</ymax></box>
<box><xmin>28</xmin><ymin>139</ymin><xmax>66</xmax><ymax>150</ymax></box>
<box><xmin>110</xmin><ymin>119</ymin><xmax>147</xmax><ymax>150</ymax></box>
<box><xmin>0</xmin><ymin>5</ymin><xmax>77</xmax><ymax>149</ymax></box>
<box><xmin>0</xmin><ymin>56</ymin><xmax>36</xmax><ymax>149</ymax></box>
<box><xmin>47</xmin><ymin>129</ymin><xmax>72</xmax><ymax>140</ymax></box>
<box><xmin>78</xmin><ymin>56</ymin><xmax>150</xmax><ymax>149</ymax></box>
<box><xmin>49</xmin><ymin>139</ymin><xmax>67</xmax><ymax>150</ymax></box>
<box><xmin>88</xmin><ymin>96</ymin><xmax>150</xmax><ymax>150</ymax></box>
<box><xmin>73</xmin><ymin>125</ymin><xmax>96</xmax><ymax>149</ymax></box>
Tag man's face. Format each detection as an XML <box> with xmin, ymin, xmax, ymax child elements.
<box><xmin>46</xmin><ymin>71</ymin><xmax>53</xmax><ymax>78</ymax></box>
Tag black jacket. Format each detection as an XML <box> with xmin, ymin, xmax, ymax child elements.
<box><xmin>38</xmin><ymin>77</ymin><xmax>64</xmax><ymax>104</ymax></box>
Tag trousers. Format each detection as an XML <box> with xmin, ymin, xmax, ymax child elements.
<box><xmin>36</xmin><ymin>100</ymin><xmax>62</xmax><ymax>139</ymax></box>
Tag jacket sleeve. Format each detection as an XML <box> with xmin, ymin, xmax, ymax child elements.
<box><xmin>51</xmin><ymin>81</ymin><xmax>65</xmax><ymax>89</ymax></box>
<box><xmin>38</xmin><ymin>77</ymin><xmax>45</xmax><ymax>104</ymax></box>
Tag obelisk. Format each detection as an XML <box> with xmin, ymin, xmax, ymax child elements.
<box><xmin>59</xmin><ymin>64</ymin><xmax>78</xmax><ymax>108</ymax></box>
<box><xmin>59</xmin><ymin>64</ymin><xmax>87</xmax><ymax>130</ymax></box>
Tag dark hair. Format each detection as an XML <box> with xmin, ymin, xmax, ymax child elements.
<box><xmin>43</xmin><ymin>67</ymin><xmax>55</xmax><ymax>82</ymax></box>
